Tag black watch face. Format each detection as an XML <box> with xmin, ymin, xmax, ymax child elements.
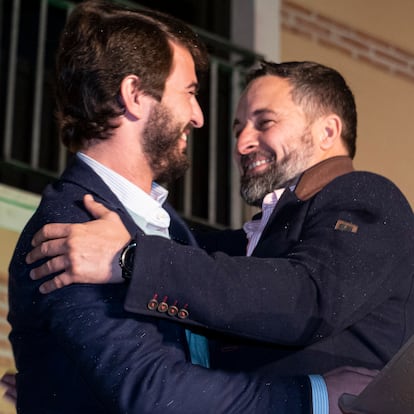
<box><xmin>120</xmin><ymin>241</ymin><xmax>136</xmax><ymax>280</ymax></box>
<box><xmin>124</xmin><ymin>245</ymin><xmax>135</xmax><ymax>272</ymax></box>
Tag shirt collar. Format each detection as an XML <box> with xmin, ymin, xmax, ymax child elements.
<box><xmin>77</xmin><ymin>152</ymin><xmax>170</xmax><ymax>235</ymax></box>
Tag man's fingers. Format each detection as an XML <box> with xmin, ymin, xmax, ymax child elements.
<box><xmin>4</xmin><ymin>390</ymin><xmax>17</xmax><ymax>404</ymax></box>
<box><xmin>346</xmin><ymin>367</ymin><xmax>379</xmax><ymax>378</ymax></box>
<box><xmin>28</xmin><ymin>256</ymin><xmax>72</xmax><ymax>293</ymax></box>
<box><xmin>31</xmin><ymin>223</ymin><xmax>71</xmax><ymax>247</ymax></box>
<box><xmin>0</xmin><ymin>373</ymin><xmax>16</xmax><ymax>387</ymax></box>
<box><xmin>24</xmin><ymin>198</ymin><xmax>129</xmax><ymax>289</ymax></box>
<box><xmin>26</xmin><ymin>239</ymin><xmax>67</xmax><ymax>265</ymax></box>
<box><xmin>83</xmin><ymin>194</ymin><xmax>112</xmax><ymax>219</ymax></box>
<box><xmin>326</xmin><ymin>366</ymin><xmax>379</xmax><ymax>378</ymax></box>
<box><xmin>39</xmin><ymin>274</ymin><xmax>72</xmax><ymax>294</ymax></box>
<box><xmin>29</xmin><ymin>256</ymin><xmax>67</xmax><ymax>280</ymax></box>
<box><xmin>0</xmin><ymin>372</ymin><xmax>17</xmax><ymax>404</ymax></box>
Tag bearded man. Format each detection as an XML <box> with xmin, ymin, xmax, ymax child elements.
<box><xmin>28</xmin><ymin>59</ymin><xmax>414</xmax><ymax>385</ymax></box>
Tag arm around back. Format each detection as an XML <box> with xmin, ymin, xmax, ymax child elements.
<box><xmin>125</xmin><ymin>172</ymin><xmax>414</xmax><ymax>346</ymax></box>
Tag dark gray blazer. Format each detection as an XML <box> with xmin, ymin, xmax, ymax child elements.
<box><xmin>124</xmin><ymin>156</ymin><xmax>414</xmax><ymax>376</ymax></box>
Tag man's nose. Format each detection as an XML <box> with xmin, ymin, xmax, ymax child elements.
<box><xmin>236</xmin><ymin>126</ymin><xmax>258</xmax><ymax>155</ymax></box>
<box><xmin>191</xmin><ymin>99</ymin><xmax>204</xmax><ymax>128</ymax></box>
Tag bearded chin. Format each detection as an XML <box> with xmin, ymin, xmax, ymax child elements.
<box><xmin>142</xmin><ymin>103</ymin><xmax>190</xmax><ymax>185</ymax></box>
<box><xmin>154</xmin><ymin>154</ymin><xmax>190</xmax><ymax>185</ymax></box>
<box><xmin>240</xmin><ymin>156</ymin><xmax>299</xmax><ymax>207</ymax></box>
<box><xmin>240</xmin><ymin>167</ymin><xmax>280</xmax><ymax>207</ymax></box>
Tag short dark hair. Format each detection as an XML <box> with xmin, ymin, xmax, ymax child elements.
<box><xmin>246</xmin><ymin>61</ymin><xmax>357</xmax><ymax>158</ymax></box>
<box><xmin>55</xmin><ymin>0</ymin><xmax>208</xmax><ymax>152</ymax></box>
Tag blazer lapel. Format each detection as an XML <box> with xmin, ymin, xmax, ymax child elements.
<box><xmin>60</xmin><ymin>156</ymin><xmax>140</xmax><ymax>237</ymax></box>
<box><xmin>251</xmin><ymin>189</ymin><xmax>302</xmax><ymax>257</ymax></box>
<box><xmin>163</xmin><ymin>202</ymin><xmax>198</xmax><ymax>247</ymax></box>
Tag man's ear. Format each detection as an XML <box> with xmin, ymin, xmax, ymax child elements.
<box><xmin>317</xmin><ymin>114</ymin><xmax>342</xmax><ymax>151</ymax></box>
<box><xmin>119</xmin><ymin>75</ymin><xmax>146</xmax><ymax>119</ymax></box>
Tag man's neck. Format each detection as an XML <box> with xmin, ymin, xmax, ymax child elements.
<box><xmin>81</xmin><ymin>145</ymin><xmax>153</xmax><ymax>194</ymax></box>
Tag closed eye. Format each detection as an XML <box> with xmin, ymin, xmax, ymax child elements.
<box><xmin>257</xmin><ymin>119</ymin><xmax>275</xmax><ymax>130</ymax></box>
<box><xmin>186</xmin><ymin>82</ymin><xmax>200</xmax><ymax>97</ymax></box>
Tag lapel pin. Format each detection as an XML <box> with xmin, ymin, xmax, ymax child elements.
<box><xmin>335</xmin><ymin>219</ymin><xmax>358</xmax><ymax>233</ymax></box>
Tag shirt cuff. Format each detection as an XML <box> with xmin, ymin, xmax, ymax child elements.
<box><xmin>308</xmin><ymin>374</ymin><xmax>329</xmax><ymax>414</ymax></box>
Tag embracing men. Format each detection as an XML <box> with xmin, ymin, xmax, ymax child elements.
<box><xmin>8</xmin><ymin>0</ymin><xmax>413</xmax><ymax>413</ymax></box>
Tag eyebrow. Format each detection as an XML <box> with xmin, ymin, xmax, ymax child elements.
<box><xmin>233</xmin><ymin>108</ymin><xmax>277</xmax><ymax>130</ymax></box>
<box><xmin>186</xmin><ymin>81</ymin><xmax>200</xmax><ymax>92</ymax></box>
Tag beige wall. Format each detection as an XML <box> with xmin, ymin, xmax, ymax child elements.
<box><xmin>292</xmin><ymin>0</ymin><xmax>414</xmax><ymax>53</ymax></box>
<box><xmin>282</xmin><ymin>0</ymin><xmax>414</xmax><ymax>208</ymax></box>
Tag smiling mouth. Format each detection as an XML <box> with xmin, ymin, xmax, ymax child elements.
<box><xmin>243</xmin><ymin>156</ymin><xmax>275</xmax><ymax>175</ymax></box>
<box><xmin>247</xmin><ymin>158</ymin><xmax>274</xmax><ymax>171</ymax></box>
<box><xmin>181</xmin><ymin>132</ymin><xmax>188</xmax><ymax>142</ymax></box>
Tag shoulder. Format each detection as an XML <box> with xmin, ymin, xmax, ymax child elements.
<box><xmin>10</xmin><ymin>179</ymin><xmax>91</xmax><ymax>262</ymax></box>
<box><xmin>316</xmin><ymin>171</ymin><xmax>412</xmax><ymax>212</ymax></box>
<box><xmin>303</xmin><ymin>171</ymin><xmax>414</xmax><ymax>242</ymax></box>
<box><xmin>333</xmin><ymin>170</ymin><xmax>403</xmax><ymax>192</ymax></box>
<box><xmin>36</xmin><ymin>180</ymin><xmax>92</xmax><ymax>223</ymax></box>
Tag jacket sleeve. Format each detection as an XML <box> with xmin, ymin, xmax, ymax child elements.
<box><xmin>125</xmin><ymin>174</ymin><xmax>414</xmax><ymax>346</ymax></box>
<box><xmin>44</xmin><ymin>284</ymin><xmax>311</xmax><ymax>414</ymax></box>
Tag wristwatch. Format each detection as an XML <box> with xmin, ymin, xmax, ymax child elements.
<box><xmin>119</xmin><ymin>240</ymin><xmax>137</xmax><ymax>281</ymax></box>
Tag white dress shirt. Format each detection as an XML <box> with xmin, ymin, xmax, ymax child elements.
<box><xmin>77</xmin><ymin>152</ymin><xmax>170</xmax><ymax>237</ymax></box>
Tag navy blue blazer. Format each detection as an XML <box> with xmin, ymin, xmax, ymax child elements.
<box><xmin>8</xmin><ymin>156</ymin><xmax>311</xmax><ymax>413</ymax></box>
<box><xmin>124</xmin><ymin>156</ymin><xmax>414</xmax><ymax>376</ymax></box>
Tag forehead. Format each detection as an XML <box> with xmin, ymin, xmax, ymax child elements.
<box><xmin>164</xmin><ymin>42</ymin><xmax>197</xmax><ymax>88</ymax></box>
<box><xmin>236</xmin><ymin>75</ymin><xmax>296</xmax><ymax>116</ymax></box>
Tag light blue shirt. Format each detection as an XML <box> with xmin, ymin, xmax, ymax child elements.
<box><xmin>309</xmin><ymin>374</ymin><xmax>329</xmax><ymax>414</ymax></box>
<box><xmin>77</xmin><ymin>152</ymin><xmax>210</xmax><ymax>368</ymax></box>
